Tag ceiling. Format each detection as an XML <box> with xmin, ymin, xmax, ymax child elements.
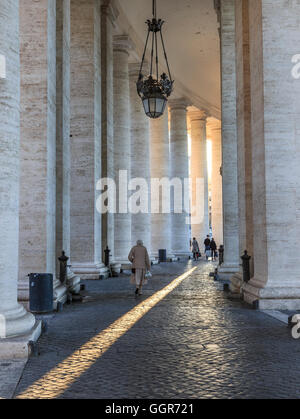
<box><xmin>114</xmin><ymin>0</ymin><xmax>221</xmax><ymax>118</ymax></box>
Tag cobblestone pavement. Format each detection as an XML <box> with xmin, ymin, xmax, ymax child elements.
<box><xmin>13</xmin><ymin>261</ymin><xmax>300</xmax><ymax>399</ymax></box>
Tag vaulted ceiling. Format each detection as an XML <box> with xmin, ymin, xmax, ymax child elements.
<box><xmin>114</xmin><ymin>0</ymin><xmax>221</xmax><ymax>118</ymax></box>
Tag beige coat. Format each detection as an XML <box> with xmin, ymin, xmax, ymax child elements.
<box><xmin>128</xmin><ymin>245</ymin><xmax>151</xmax><ymax>270</ymax></box>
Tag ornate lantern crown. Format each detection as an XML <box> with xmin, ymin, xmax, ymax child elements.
<box><xmin>137</xmin><ymin>0</ymin><xmax>174</xmax><ymax>119</ymax></box>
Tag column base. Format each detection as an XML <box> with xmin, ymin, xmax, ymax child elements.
<box><xmin>150</xmin><ymin>252</ymin><xmax>178</xmax><ymax>263</ymax></box>
<box><xmin>53</xmin><ymin>279</ymin><xmax>68</xmax><ymax>310</ymax></box>
<box><xmin>150</xmin><ymin>256</ymin><xmax>159</xmax><ymax>266</ymax></box>
<box><xmin>230</xmin><ymin>272</ymin><xmax>243</xmax><ymax>294</ymax></box>
<box><xmin>242</xmin><ymin>278</ymin><xmax>300</xmax><ymax>310</ymax></box>
<box><xmin>218</xmin><ymin>263</ymin><xmax>240</xmax><ymax>280</ymax></box>
<box><xmin>172</xmin><ymin>251</ymin><xmax>193</xmax><ymax>260</ymax></box>
<box><xmin>0</xmin><ymin>303</ymin><xmax>37</xmax><ymax>340</ymax></box>
<box><xmin>66</xmin><ymin>267</ymin><xmax>81</xmax><ymax>295</ymax></box>
<box><xmin>113</xmin><ymin>258</ymin><xmax>132</xmax><ymax>272</ymax></box>
<box><xmin>72</xmin><ymin>262</ymin><xmax>109</xmax><ymax>280</ymax></box>
<box><xmin>110</xmin><ymin>262</ymin><xmax>121</xmax><ymax>275</ymax></box>
<box><xmin>0</xmin><ymin>320</ymin><xmax>41</xmax><ymax>360</ymax></box>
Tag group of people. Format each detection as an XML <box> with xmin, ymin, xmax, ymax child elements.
<box><xmin>191</xmin><ymin>235</ymin><xmax>218</xmax><ymax>262</ymax></box>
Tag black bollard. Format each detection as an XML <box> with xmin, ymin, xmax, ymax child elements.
<box><xmin>241</xmin><ymin>250</ymin><xmax>251</xmax><ymax>283</ymax></box>
<box><xmin>218</xmin><ymin>245</ymin><xmax>224</xmax><ymax>266</ymax></box>
<box><xmin>58</xmin><ymin>251</ymin><xmax>69</xmax><ymax>285</ymax></box>
<box><xmin>104</xmin><ymin>246</ymin><xmax>111</xmax><ymax>267</ymax></box>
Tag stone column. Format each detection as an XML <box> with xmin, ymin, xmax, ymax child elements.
<box><xmin>56</xmin><ymin>0</ymin><xmax>70</xmax><ymax>269</ymax></box>
<box><xmin>231</xmin><ymin>0</ymin><xmax>253</xmax><ymax>293</ymax></box>
<box><xmin>242</xmin><ymin>0</ymin><xmax>300</xmax><ymax>309</ymax></box>
<box><xmin>129</xmin><ymin>63</ymin><xmax>151</xmax><ymax>251</ymax></box>
<box><xmin>0</xmin><ymin>0</ymin><xmax>36</xmax><ymax>338</ymax></box>
<box><xmin>56</xmin><ymin>0</ymin><xmax>80</xmax><ymax>294</ymax></box>
<box><xmin>150</xmin><ymin>112</ymin><xmax>172</xmax><ymax>259</ymax></box>
<box><xmin>207</xmin><ymin>118</ymin><xmax>223</xmax><ymax>248</ymax></box>
<box><xmin>101</xmin><ymin>1</ymin><xmax>118</xmax><ymax>269</ymax></box>
<box><xmin>219</xmin><ymin>0</ymin><xmax>240</xmax><ymax>277</ymax></box>
<box><xmin>70</xmin><ymin>0</ymin><xmax>107</xmax><ymax>279</ymax></box>
<box><xmin>169</xmin><ymin>99</ymin><xmax>191</xmax><ymax>257</ymax></box>
<box><xmin>189</xmin><ymin>110</ymin><xmax>209</xmax><ymax>246</ymax></box>
<box><xmin>18</xmin><ymin>0</ymin><xmax>64</xmax><ymax>303</ymax></box>
<box><xmin>113</xmin><ymin>35</ymin><xmax>132</xmax><ymax>265</ymax></box>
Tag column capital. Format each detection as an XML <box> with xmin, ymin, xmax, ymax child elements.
<box><xmin>207</xmin><ymin>118</ymin><xmax>222</xmax><ymax>134</ymax></box>
<box><xmin>101</xmin><ymin>0</ymin><xmax>119</xmax><ymax>26</ymax></box>
<box><xmin>128</xmin><ymin>61</ymin><xmax>149</xmax><ymax>79</ymax></box>
<box><xmin>188</xmin><ymin>109</ymin><xmax>208</xmax><ymax>122</ymax></box>
<box><xmin>214</xmin><ymin>0</ymin><xmax>221</xmax><ymax>23</ymax></box>
<box><xmin>113</xmin><ymin>35</ymin><xmax>134</xmax><ymax>55</ymax></box>
<box><xmin>168</xmin><ymin>98</ymin><xmax>190</xmax><ymax>112</ymax></box>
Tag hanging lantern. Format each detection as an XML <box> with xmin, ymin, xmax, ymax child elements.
<box><xmin>137</xmin><ymin>0</ymin><xmax>174</xmax><ymax>119</ymax></box>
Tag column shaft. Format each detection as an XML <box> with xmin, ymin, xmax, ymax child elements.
<box><xmin>0</xmin><ymin>0</ymin><xmax>35</xmax><ymax>337</ymax></box>
<box><xmin>101</xmin><ymin>1</ymin><xmax>117</xmax><ymax>262</ymax></box>
<box><xmin>169</xmin><ymin>99</ymin><xmax>190</xmax><ymax>256</ymax></box>
<box><xmin>70</xmin><ymin>0</ymin><xmax>106</xmax><ymax>279</ymax></box>
<box><xmin>189</xmin><ymin>111</ymin><xmax>209</xmax><ymax>247</ymax></box>
<box><xmin>113</xmin><ymin>36</ymin><xmax>132</xmax><ymax>263</ymax></box>
<box><xmin>56</xmin><ymin>0</ymin><xmax>71</xmax><ymax>265</ymax></box>
<box><xmin>207</xmin><ymin>119</ymin><xmax>223</xmax><ymax>248</ymax></box>
<box><xmin>19</xmin><ymin>0</ymin><xmax>57</xmax><ymax>299</ymax></box>
<box><xmin>150</xmin><ymin>112</ymin><xmax>172</xmax><ymax>257</ymax></box>
<box><xmin>243</xmin><ymin>0</ymin><xmax>300</xmax><ymax>309</ymax></box>
<box><xmin>219</xmin><ymin>0</ymin><xmax>240</xmax><ymax>276</ymax></box>
<box><xmin>231</xmin><ymin>0</ymin><xmax>253</xmax><ymax>293</ymax></box>
<box><xmin>129</xmin><ymin>63</ymin><xmax>151</xmax><ymax>250</ymax></box>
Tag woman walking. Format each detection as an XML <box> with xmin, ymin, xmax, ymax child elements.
<box><xmin>191</xmin><ymin>238</ymin><xmax>200</xmax><ymax>260</ymax></box>
<box><xmin>128</xmin><ymin>240</ymin><xmax>151</xmax><ymax>296</ymax></box>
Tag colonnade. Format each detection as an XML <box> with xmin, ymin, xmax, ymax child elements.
<box><xmin>0</xmin><ymin>0</ymin><xmax>221</xmax><ymax>341</ymax></box>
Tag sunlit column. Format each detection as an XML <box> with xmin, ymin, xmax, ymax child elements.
<box><xmin>0</xmin><ymin>0</ymin><xmax>36</xmax><ymax>338</ymax></box>
<box><xmin>169</xmin><ymin>99</ymin><xmax>191</xmax><ymax>257</ymax></box>
<box><xmin>189</xmin><ymin>110</ymin><xmax>209</xmax><ymax>247</ymax></box>
<box><xmin>207</xmin><ymin>118</ymin><xmax>223</xmax><ymax>248</ymax></box>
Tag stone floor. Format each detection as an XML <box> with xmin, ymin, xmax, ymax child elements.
<box><xmin>7</xmin><ymin>260</ymin><xmax>300</xmax><ymax>399</ymax></box>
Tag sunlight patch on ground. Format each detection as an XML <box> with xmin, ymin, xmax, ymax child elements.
<box><xmin>17</xmin><ymin>267</ymin><xmax>197</xmax><ymax>399</ymax></box>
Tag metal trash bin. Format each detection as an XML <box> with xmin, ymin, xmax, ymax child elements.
<box><xmin>158</xmin><ymin>249</ymin><xmax>167</xmax><ymax>263</ymax></box>
<box><xmin>29</xmin><ymin>273</ymin><xmax>53</xmax><ymax>313</ymax></box>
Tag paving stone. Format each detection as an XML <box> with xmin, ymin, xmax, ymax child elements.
<box><xmin>13</xmin><ymin>261</ymin><xmax>300</xmax><ymax>399</ymax></box>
